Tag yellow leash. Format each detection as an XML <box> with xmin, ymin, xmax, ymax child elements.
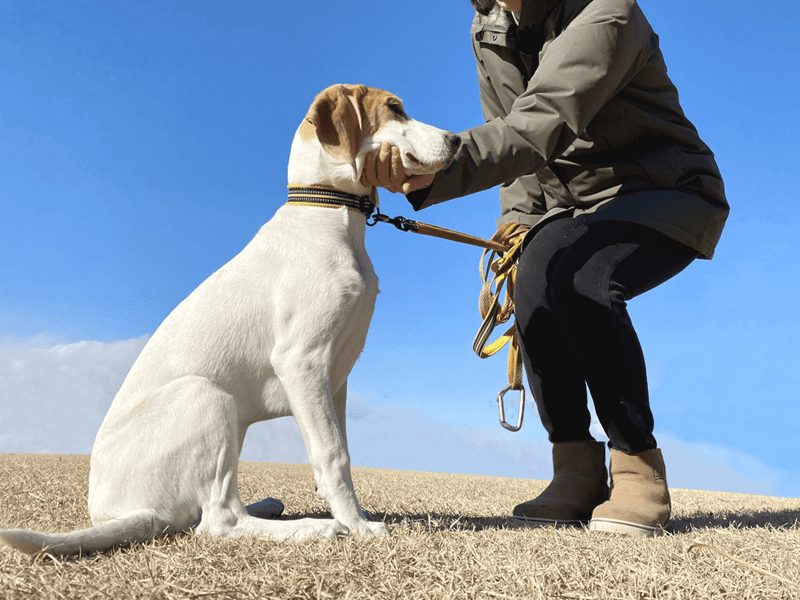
<box><xmin>369</xmin><ymin>209</ymin><xmax>531</xmax><ymax>431</ymax></box>
<box><xmin>367</xmin><ymin>208</ymin><xmax>508</xmax><ymax>253</ymax></box>
<box><xmin>471</xmin><ymin>222</ymin><xmax>530</xmax><ymax>431</ymax></box>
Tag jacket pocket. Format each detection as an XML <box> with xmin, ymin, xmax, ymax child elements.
<box><xmin>471</xmin><ymin>8</ymin><xmax>518</xmax><ymax>49</ymax></box>
<box><xmin>635</xmin><ymin>144</ymin><xmax>691</xmax><ymax>190</ymax></box>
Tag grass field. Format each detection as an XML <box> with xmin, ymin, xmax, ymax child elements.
<box><xmin>0</xmin><ymin>454</ymin><xmax>798</xmax><ymax>599</ymax></box>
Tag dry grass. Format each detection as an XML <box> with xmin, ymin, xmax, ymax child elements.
<box><xmin>1</xmin><ymin>454</ymin><xmax>798</xmax><ymax>599</ymax></box>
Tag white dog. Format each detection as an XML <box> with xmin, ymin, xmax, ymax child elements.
<box><xmin>0</xmin><ymin>84</ymin><xmax>459</xmax><ymax>556</ymax></box>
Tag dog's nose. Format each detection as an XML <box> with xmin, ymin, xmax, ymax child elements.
<box><xmin>446</xmin><ymin>133</ymin><xmax>461</xmax><ymax>147</ymax></box>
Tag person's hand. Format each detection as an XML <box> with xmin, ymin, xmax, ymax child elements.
<box><xmin>360</xmin><ymin>143</ymin><xmax>436</xmax><ymax>194</ymax></box>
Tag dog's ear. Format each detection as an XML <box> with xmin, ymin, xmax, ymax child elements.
<box><xmin>306</xmin><ymin>85</ymin><xmax>364</xmax><ymax>180</ymax></box>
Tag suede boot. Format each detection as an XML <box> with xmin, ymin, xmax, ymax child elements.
<box><xmin>513</xmin><ymin>441</ymin><xmax>609</xmax><ymax>526</ymax></box>
<box><xmin>589</xmin><ymin>448</ymin><xmax>671</xmax><ymax>537</ymax></box>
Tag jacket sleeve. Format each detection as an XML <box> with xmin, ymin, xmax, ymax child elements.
<box><xmin>471</xmin><ymin>10</ymin><xmax>549</xmax><ymax>227</ymax></box>
<box><xmin>473</xmin><ymin>36</ymin><xmax>507</xmax><ymax>123</ymax></box>
<box><xmin>410</xmin><ymin>0</ymin><xmax>657</xmax><ymax>210</ymax></box>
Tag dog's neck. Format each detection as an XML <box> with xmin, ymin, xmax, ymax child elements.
<box><xmin>287</xmin><ymin>129</ymin><xmax>376</xmax><ymax>201</ymax></box>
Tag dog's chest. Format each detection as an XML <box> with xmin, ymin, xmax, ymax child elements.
<box><xmin>333</xmin><ymin>233</ymin><xmax>378</xmax><ymax>356</ymax></box>
<box><xmin>256</xmin><ymin>205</ymin><xmax>379</xmax><ymax>340</ymax></box>
<box><xmin>308</xmin><ymin>217</ymin><xmax>378</xmax><ymax>385</ymax></box>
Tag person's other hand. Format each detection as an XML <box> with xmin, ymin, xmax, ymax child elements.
<box><xmin>360</xmin><ymin>143</ymin><xmax>436</xmax><ymax>194</ymax></box>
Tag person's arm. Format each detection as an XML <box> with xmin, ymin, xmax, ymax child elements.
<box><xmin>410</xmin><ymin>1</ymin><xmax>657</xmax><ymax>209</ymax></box>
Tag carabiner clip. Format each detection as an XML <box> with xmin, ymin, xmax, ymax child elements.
<box><xmin>497</xmin><ymin>385</ymin><xmax>525</xmax><ymax>432</ymax></box>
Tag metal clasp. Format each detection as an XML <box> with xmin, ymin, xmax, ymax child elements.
<box><xmin>366</xmin><ymin>206</ymin><xmax>419</xmax><ymax>232</ymax></box>
<box><xmin>497</xmin><ymin>385</ymin><xmax>525</xmax><ymax>432</ymax></box>
<box><xmin>365</xmin><ymin>208</ymin><xmax>386</xmax><ymax>227</ymax></box>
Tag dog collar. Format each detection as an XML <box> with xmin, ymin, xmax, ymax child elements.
<box><xmin>286</xmin><ymin>186</ymin><xmax>375</xmax><ymax>217</ymax></box>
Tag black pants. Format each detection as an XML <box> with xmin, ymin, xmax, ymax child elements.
<box><xmin>513</xmin><ymin>215</ymin><xmax>699</xmax><ymax>454</ymax></box>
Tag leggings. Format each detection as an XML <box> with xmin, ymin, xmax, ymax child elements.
<box><xmin>513</xmin><ymin>215</ymin><xmax>699</xmax><ymax>454</ymax></box>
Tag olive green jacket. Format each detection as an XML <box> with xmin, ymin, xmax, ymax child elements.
<box><xmin>408</xmin><ymin>0</ymin><xmax>728</xmax><ymax>258</ymax></box>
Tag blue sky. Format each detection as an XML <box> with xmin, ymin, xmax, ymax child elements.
<box><xmin>1</xmin><ymin>1</ymin><xmax>799</xmax><ymax>499</ymax></box>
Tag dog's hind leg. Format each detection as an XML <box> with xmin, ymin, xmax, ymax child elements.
<box><xmin>219</xmin><ymin>513</ymin><xmax>348</xmax><ymax>541</ymax></box>
<box><xmin>142</xmin><ymin>378</ymin><xmax>344</xmax><ymax>542</ymax></box>
<box><xmin>91</xmin><ymin>376</ymin><xmax>255</xmax><ymax>536</ymax></box>
<box><xmin>196</xmin><ymin>460</ymin><xmax>347</xmax><ymax>542</ymax></box>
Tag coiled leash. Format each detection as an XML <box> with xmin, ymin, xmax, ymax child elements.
<box><xmin>368</xmin><ymin>205</ymin><xmax>531</xmax><ymax>432</ymax></box>
<box><xmin>472</xmin><ymin>223</ymin><xmax>530</xmax><ymax>431</ymax></box>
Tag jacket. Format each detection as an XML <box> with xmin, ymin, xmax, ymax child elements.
<box><xmin>408</xmin><ymin>0</ymin><xmax>729</xmax><ymax>258</ymax></box>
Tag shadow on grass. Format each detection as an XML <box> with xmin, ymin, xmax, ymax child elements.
<box><xmin>34</xmin><ymin>508</ymin><xmax>800</xmax><ymax>563</ymax></box>
<box><xmin>278</xmin><ymin>511</ymin><xmax>518</xmax><ymax>533</ymax></box>
<box><xmin>374</xmin><ymin>512</ymin><xmax>526</xmax><ymax>533</ymax></box>
<box><xmin>667</xmin><ymin>508</ymin><xmax>800</xmax><ymax>533</ymax></box>
<box><xmin>369</xmin><ymin>509</ymin><xmax>800</xmax><ymax>535</ymax></box>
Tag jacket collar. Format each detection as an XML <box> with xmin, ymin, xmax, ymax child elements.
<box><xmin>518</xmin><ymin>0</ymin><xmax>564</xmax><ymax>29</ymax></box>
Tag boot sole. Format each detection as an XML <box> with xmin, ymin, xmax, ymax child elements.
<box><xmin>512</xmin><ymin>516</ymin><xmax>587</xmax><ymax>528</ymax></box>
<box><xmin>588</xmin><ymin>517</ymin><xmax>665</xmax><ymax>537</ymax></box>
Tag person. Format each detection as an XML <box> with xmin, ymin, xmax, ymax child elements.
<box><xmin>361</xmin><ymin>0</ymin><xmax>728</xmax><ymax>537</ymax></box>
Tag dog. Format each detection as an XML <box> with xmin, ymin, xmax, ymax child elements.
<box><xmin>0</xmin><ymin>84</ymin><xmax>459</xmax><ymax>556</ymax></box>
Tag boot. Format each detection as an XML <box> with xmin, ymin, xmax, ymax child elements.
<box><xmin>513</xmin><ymin>441</ymin><xmax>609</xmax><ymax>526</ymax></box>
<box><xmin>589</xmin><ymin>448</ymin><xmax>671</xmax><ymax>537</ymax></box>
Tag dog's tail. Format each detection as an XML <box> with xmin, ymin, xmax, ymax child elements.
<box><xmin>0</xmin><ymin>509</ymin><xmax>165</xmax><ymax>557</ymax></box>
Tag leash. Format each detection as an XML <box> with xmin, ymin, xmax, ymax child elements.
<box><xmin>472</xmin><ymin>223</ymin><xmax>530</xmax><ymax>431</ymax></box>
<box><xmin>286</xmin><ymin>186</ymin><xmax>530</xmax><ymax>431</ymax></box>
<box><xmin>366</xmin><ymin>206</ymin><xmax>509</xmax><ymax>253</ymax></box>
<box><xmin>369</xmin><ymin>209</ymin><xmax>531</xmax><ymax>432</ymax></box>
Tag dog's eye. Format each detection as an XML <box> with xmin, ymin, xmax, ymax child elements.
<box><xmin>388</xmin><ymin>103</ymin><xmax>406</xmax><ymax>118</ymax></box>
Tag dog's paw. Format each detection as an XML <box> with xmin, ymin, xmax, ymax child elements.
<box><xmin>269</xmin><ymin>518</ymin><xmax>348</xmax><ymax>541</ymax></box>
<box><xmin>350</xmin><ymin>520</ymin><xmax>390</xmax><ymax>537</ymax></box>
<box><xmin>314</xmin><ymin>519</ymin><xmax>350</xmax><ymax>540</ymax></box>
<box><xmin>367</xmin><ymin>521</ymin><xmax>390</xmax><ymax>537</ymax></box>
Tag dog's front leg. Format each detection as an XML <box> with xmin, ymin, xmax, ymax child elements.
<box><xmin>332</xmin><ymin>383</ymin><xmax>381</xmax><ymax>524</ymax></box>
<box><xmin>278</xmin><ymin>369</ymin><xmax>387</xmax><ymax>537</ymax></box>
<box><xmin>332</xmin><ymin>383</ymin><xmax>348</xmax><ymax>453</ymax></box>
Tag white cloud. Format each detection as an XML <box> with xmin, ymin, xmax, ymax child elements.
<box><xmin>655</xmin><ymin>432</ymin><xmax>795</xmax><ymax>498</ymax></box>
<box><xmin>243</xmin><ymin>399</ymin><xmax>797</xmax><ymax>497</ymax></box>
<box><xmin>1</xmin><ymin>336</ymin><xmax>797</xmax><ymax>499</ymax></box>
<box><xmin>0</xmin><ymin>336</ymin><xmax>149</xmax><ymax>454</ymax></box>
<box><xmin>242</xmin><ymin>395</ymin><xmax>555</xmax><ymax>480</ymax></box>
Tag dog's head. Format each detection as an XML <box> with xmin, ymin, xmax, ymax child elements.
<box><xmin>299</xmin><ymin>84</ymin><xmax>460</xmax><ymax>184</ymax></box>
